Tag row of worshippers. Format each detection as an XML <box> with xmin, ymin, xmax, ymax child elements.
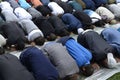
<box><xmin>1</xmin><ymin>25</ymin><xmax>120</xmax><ymax>80</ymax></box>
<box><xmin>0</xmin><ymin>0</ymin><xmax>120</xmax><ymax>80</ymax></box>
<box><xmin>1</xmin><ymin>0</ymin><xmax>120</xmax><ymax>34</ymax></box>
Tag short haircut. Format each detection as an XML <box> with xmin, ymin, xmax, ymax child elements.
<box><xmin>34</xmin><ymin>36</ymin><xmax>45</xmax><ymax>46</ymax></box>
<box><xmin>80</xmin><ymin>64</ymin><xmax>94</xmax><ymax>77</ymax></box>
<box><xmin>15</xmin><ymin>38</ymin><xmax>25</xmax><ymax>50</ymax></box>
<box><xmin>93</xmin><ymin>20</ymin><xmax>105</xmax><ymax>27</ymax></box>
<box><xmin>58</xmin><ymin>29</ymin><xmax>70</xmax><ymax>37</ymax></box>
<box><xmin>7</xmin><ymin>38</ymin><xmax>25</xmax><ymax>50</ymax></box>
<box><xmin>46</xmin><ymin>33</ymin><xmax>57</xmax><ymax>41</ymax></box>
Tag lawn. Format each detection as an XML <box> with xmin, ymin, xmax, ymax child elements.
<box><xmin>107</xmin><ymin>72</ymin><xmax>120</xmax><ymax>80</ymax></box>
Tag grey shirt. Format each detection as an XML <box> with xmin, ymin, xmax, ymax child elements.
<box><xmin>27</xmin><ymin>7</ymin><xmax>42</xmax><ymax>19</ymax></box>
<box><xmin>8</xmin><ymin>0</ymin><xmax>20</xmax><ymax>9</ymax></box>
<box><xmin>42</xmin><ymin>42</ymin><xmax>79</xmax><ymax>78</ymax></box>
<box><xmin>19</xmin><ymin>19</ymin><xmax>39</xmax><ymax>33</ymax></box>
<box><xmin>19</xmin><ymin>19</ymin><xmax>43</xmax><ymax>41</ymax></box>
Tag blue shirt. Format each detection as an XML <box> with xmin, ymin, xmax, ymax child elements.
<box><xmin>62</xmin><ymin>13</ymin><xmax>82</xmax><ymax>31</ymax></box>
<box><xmin>20</xmin><ymin>46</ymin><xmax>59</xmax><ymax>80</ymax></box>
<box><xmin>65</xmin><ymin>39</ymin><xmax>92</xmax><ymax>67</ymax></box>
<box><xmin>82</xmin><ymin>0</ymin><xmax>96</xmax><ymax>10</ymax></box>
<box><xmin>102</xmin><ymin>28</ymin><xmax>120</xmax><ymax>54</ymax></box>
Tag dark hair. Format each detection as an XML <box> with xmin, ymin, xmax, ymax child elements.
<box><xmin>34</xmin><ymin>36</ymin><xmax>45</xmax><ymax>46</ymax></box>
<box><xmin>93</xmin><ymin>20</ymin><xmax>105</xmax><ymax>27</ymax></box>
<box><xmin>80</xmin><ymin>64</ymin><xmax>94</xmax><ymax>77</ymax></box>
<box><xmin>58</xmin><ymin>29</ymin><xmax>70</xmax><ymax>37</ymax></box>
<box><xmin>23</xmin><ymin>37</ymin><xmax>29</xmax><ymax>44</ymax></box>
<box><xmin>0</xmin><ymin>47</ymin><xmax>5</xmax><ymax>55</ymax></box>
<box><xmin>83</xmin><ymin>24</ymin><xmax>95</xmax><ymax>30</ymax></box>
<box><xmin>7</xmin><ymin>38</ymin><xmax>25</xmax><ymax>50</ymax></box>
<box><xmin>46</xmin><ymin>33</ymin><xmax>57</xmax><ymax>41</ymax></box>
<box><xmin>16</xmin><ymin>38</ymin><xmax>25</xmax><ymax>50</ymax></box>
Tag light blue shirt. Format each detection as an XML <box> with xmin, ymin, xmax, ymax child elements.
<box><xmin>18</xmin><ymin>0</ymin><xmax>31</xmax><ymax>10</ymax></box>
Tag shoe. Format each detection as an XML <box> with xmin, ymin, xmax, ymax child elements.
<box><xmin>107</xmin><ymin>53</ymin><xmax>117</xmax><ymax>68</ymax></box>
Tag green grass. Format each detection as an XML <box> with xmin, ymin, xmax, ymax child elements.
<box><xmin>107</xmin><ymin>72</ymin><xmax>120</xmax><ymax>80</ymax></box>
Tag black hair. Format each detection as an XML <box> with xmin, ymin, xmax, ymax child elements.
<box><xmin>16</xmin><ymin>38</ymin><xmax>25</xmax><ymax>50</ymax></box>
<box><xmin>90</xmin><ymin>17</ymin><xmax>106</xmax><ymax>27</ymax></box>
<box><xmin>34</xmin><ymin>36</ymin><xmax>45</xmax><ymax>46</ymax></box>
<box><xmin>6</xmin><ymin>37</ymin><xmax>25</xmax><ymax>50</ymax></box>
<box><xmin>94</xmin><ymin>20</ymin><xmax>105</xmax><ymax>27</ymax></box>
<box><xmin>80</xmin><ymin>64</ymin><xmax>94</xmax><ymax>77</ymax></box>
<box><xmin>91</xmin><ymin>17</ymin><xmax>106</xmax><ymax>28</ymax></box>
<box><xmin>46</xmin><ymin>33</ymin><xmax>57</xmax><ymax>41</ymax></box>
<box><xmin>83</xmin><ymin>24</ymin><xmax>95</xmax><ymax>30</ymax></box>
<box><xmin>58</xmin><ymin>29</ymin><xmax>70</xmax><ymax>37</ymax></box>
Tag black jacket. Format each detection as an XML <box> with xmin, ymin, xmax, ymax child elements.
<box><xmin>56</xmin><ymin>1</ymin><xmax>73</xmax><ymax>13</ymax></box>
<box><xmin>73</xmin><ymin>10</ymin><xmax>92</xmax><ymax>27</ymax></box>
<box><xmin>0</xmin><ymin>21</ymin><xmax>26</xmax><ymax>47</ymax></box>
<box><xmin>48</xmin><ymin>15</ymin><xmax>66</xmax><ymax>35</ymax></box>
<box><xmin>33</xmin><ymin>16</ymin><xmax>55</xmax><ymax>37</ymax></box>
<box><xmin>77</xmin><ymin>31</ymin><xmax>115</xmax><ymax>62</ymax></box>
<box><xmin>0</xmin><ymin>53</ymin><xmax>35</xmax><ymax>80</ymax></box>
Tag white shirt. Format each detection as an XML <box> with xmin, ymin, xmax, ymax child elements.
<box><xmin>9</xmin><ymin>51</ymin><xmax>22</xmax><ymax>59</ymax></box>
<box><xmin>48</xmin><ymin>2</ymin><xmax>64</xmax><ymax>16</ymax></box>
<box><xmin>0</xmin><ymin>1</ymin><xmax>13</xmax><ymax>11</ymax></box>
<box><xmin>95</xmin><ymin>6</ymin><xmax>115</xmax><ymax>20</ymax></box>
<box><xmin>0</xmin><ymin>34</ymin><xmax>6</xmax><ymax>47</ymax></box>
<box><xmin>14</xmin><ymin>7</ymin><xmax>32</xmax><ymax>20</ymax></box>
